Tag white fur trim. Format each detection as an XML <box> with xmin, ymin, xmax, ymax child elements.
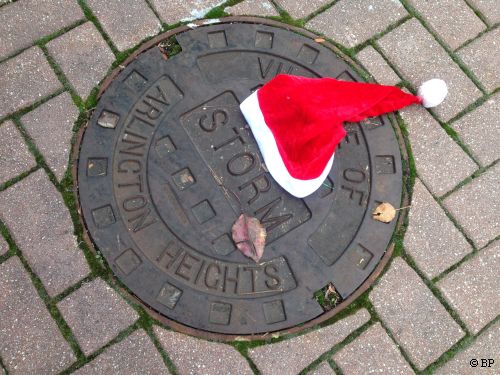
<box><xmin>240</xmin><ymin>91</ymin><xmax>334</xmax><ymax>198</ymax></box>
<box><xmin>417</xmin><ymin>79</ymin><xmax>448</xmax><ymax>108</ymax></box>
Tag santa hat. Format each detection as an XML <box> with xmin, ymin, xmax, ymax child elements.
<box><xmin>240</xmin><ymin>75</ymin><xmax>447</xmax><ymax>198</ymax></box>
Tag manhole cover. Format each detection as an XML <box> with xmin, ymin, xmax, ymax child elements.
<box><xmin>76</xmin><ymin>18</ymin><xmax>404</xmax><ymax>337</ymax></box>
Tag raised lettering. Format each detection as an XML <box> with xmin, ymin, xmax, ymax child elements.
<box><xmin>213</xmin><ymin>127</ymin><xmax>245</xmax><ymax>151</ymax></box>
<box><xmin>255</xmin><ymin>197</ymin><xmax>292</xmax><ymax>232</ymax></box>
<box><xmin>204</xmin><ymin>263</ymin><xmax>221</xmax><ymax>290</ymax></box>
<box><xmin>227</xmin><ymin>152</ymin><xmax>256</xmax><ymax>176</ymax></box>
<box><xmin>264</xmin><ymin>264</ymin><xmax>281</xmax><ymax>290</ymax></box>
<box><xmin>127</xmin><ymin>207</ymin><xmax>157</xmax><ymax>232</ymax></box>
<box><xmin>199</xmin><ymin>109</ymin><xmax>228</xmax><ymax>132</ymax></box>
<box><xmin>239</xmin><ymin>173</ymin><xmax>271</xmax><ymax>205</ymax></box>
<box><xmin>122</xmin><ymin>195</ymin><xmax>147</xmax><ymax>212</ymax></box>
<box><xmin>343</xmin><ymin>168</ymin><xmax>366</xmax><ymax>183</ymax></box>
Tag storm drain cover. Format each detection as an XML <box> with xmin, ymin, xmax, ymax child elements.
<box><xmin>76</xmin><ymin>19</ymin><xmax>403</xmax><ymax>336</ymax></box>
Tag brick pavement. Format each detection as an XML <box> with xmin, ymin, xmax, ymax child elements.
<box><xmin>0</xmin><ymin>0</ymin><xmax>498</xmax><ymax>374</ymax></box>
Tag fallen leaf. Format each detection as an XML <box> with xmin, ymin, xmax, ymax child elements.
<box><xmin>314</xmin><ymin>38</ymin><xmax>325</xmax><ymax>43</ymax></box>
<box><xmin>232</xmin><ymin>214</ymin><xmax>266</xmax><ymax>263</ymax></box>
<box><xmin>372</xmin><ymin>202</ymin><xmax>396</xmax><ymax>223</ymax></box>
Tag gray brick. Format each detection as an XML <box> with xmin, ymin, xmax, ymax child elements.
<box><xmin>21</xmin><ymin>92</ymin><xmax>78</xmax><ymax>181</ymax></box>
<box><xmin>334</xmin><ymin>323</ymin><xmax>414</xmax><ymax>375</ymax></box>
<box><xmin>378</xmin><ymin>19</ymin><xmax>482</xmax><ymax>121</ymax></box>
<box><xmin>0</xmin><ymin>0</ymin><xmax>83</xmax><ymax>60</ymax></box>
<box><xmin>154</xmin><ymin>326</ymin><xmax>252</xmax><ymax>375</ymax></box>
<box><xmin>151</xmin><ymin>0</ymin><xmax>223</xmax><ymax>24</ymax></box>
<box><xmin>468</xmin><ymin>0</ymin><xmax>500</xmax><ymax>25</ymax></box>
<box><xmin>47</xmin><ymin>22</ymin><xmax>115</xmax><ymax>99</ymax></box>
<box><xmin>0</xmin><ymin>235</ymin><xmax>8</xmax><ymax>256</ymax></box>
<box><xmin>370</xmin><ymin>258</ymin><xmax>464</xmax><ymax>370</ymax></box>
<box><xmin>58</xmin><ymin>278</ymin><xmax>139</xmax><ymax>355</ymax></box>
<box><xmin>0</xmin><ymin>170</ymin><xmax>89</xmax><ymax>296</ymax></box>
<box><xmin>276</xmin><ymin>0</ymin><xmax>330</xmax><ymax>19</ymax></box>
<box><xmin>86</xmin><ymin>0</ymin><xmax>161</xmax><ymax>51</ymax></box>
<box><xmin>438</xmin><ymin>241</ymin><xmax>499</xmax><ymax>334</ymax></box>
<box><xmin>0</xmin><ymin>121</ymin><xmax>36</xmax><ymax>185</ymax></box>
<box><xmin>0</xmin><ymin>47</ymin><xmax>62</xmax><ymax>118</ymax></box>
<box><xmin>249</xmin><ymin>309</ymin><xmax>371</xmax><ymax>375</ymax></box>
<box><xmin>309</xmin><ymin>362</ymin><xmax>336</xmax><ymax>375</ymax></box>
<box><xmin>356</xmin><ymin>46</ymin><xmax>401</xmax><ymax>86</ymax></box>
<box><xmin>307</xmin><ymin>0</ymin><xmax>408</xmax><ymax>48</ymax></box>
<box><xmin>0</xmin><ymin>257</ymin><xmax>76</xmax><ymax>374</ymax></box>
<box><xmin>453</xmin><ymin>94</ymin><xmax>499</xmax><ymax>166</ymax></box>
<box><xmin>225</xmin><ymin>0</ymin><xmax>279</xmax><ymax>17</ymax></box>
<box><xmin>404</xmin><ymin>179</ymin><xmax>473</xmax><ymax>278</ymax></box>
<box><xmin>458</xmin><ymin>28</ymin><xmax>500</xmax><ymax>93</ymax></box>
<box><xmin>74</xmin><ymin>329</ymin><xmax>168</xmax><ymax>374</ymax></box>
<box><xmin>435</xmin><ymin>321</ymin><xmax>499</xmax><ymax>375</ymax></box>
<box><xmin>443</xmin><ymin>163</ymin><xmax>499</xmax><ymax>248</ymax></box>
<box><xmin>407</xmin><ymin>0</ymin><xmax>485</xmax><ymax>50</ymax></box>
<box><xmin>399</xmin><ymin>106</ymin><xmax>477</xmax><ymax>196</ymax></box>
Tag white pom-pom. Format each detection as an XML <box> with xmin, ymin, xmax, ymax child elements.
<box><xmin>417</xmin><ymin>79</ymin><xmax>448</xmax><ymax>108</ymax></box>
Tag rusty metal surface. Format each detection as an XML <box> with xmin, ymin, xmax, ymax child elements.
<box><xmin>76</xmin><ymin>20</ymin><xmax>404</xmax><ymax>337</ymax></box>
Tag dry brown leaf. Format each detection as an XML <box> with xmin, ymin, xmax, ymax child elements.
<box><xmin>372</xmin><ymin>202</ymin><xmax>396</xmax><ymax>223</ymax></box>
<box><xmin>314</xmin><ymin>38</ymin><xmax>325</xmax><ymax>43</ymax></box>
<box><xmin>232</xmin><ymin>214</ymin><xmax>266</xmax><ymax>263</ymax></box>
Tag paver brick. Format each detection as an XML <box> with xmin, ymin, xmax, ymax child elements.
<box><xmin>309</xmin><ymin>362</ymin><xmax>336</xmax><ymax>375</ymax></box>
<box><xmin>356</xmin><ymin>46</ymin><xmax>401</xmax><ymax>86</ymax></box>
<box><xmin>0</xmin><ymin>257</ymin><xmax>76</xmax><ymax>374</ymax></box>
<box><xmin>369</xmin><ymin>258</ymin><xmax>464</xmax><ymax>370</ymax></box>
<box><xmin>378</xmin><ymin>19</ymin><xmax>482</xmax><ymax>121</ymax></box>
<box><xmin>407</xmin><ymin>0</ymin><xmax>485</xmax><ymax>50</ymax></box>
<box><xmin>74</xmin><ymin>329</ymin><xmax>169</xmax><ymax>374</ymax></box>
<box><xmin>58</xmin><ymin>278</ymin><xmax>139</xmax><ymax>355</ymax></box>
<box><xmin>0</xmin><ymin>235</ymin><xmax>8</xmax><ymax>256</ymax></box>
<box><xmin>0</xmin><ymin>0</ymin><xmax>83</xmax><ymax>60</ymax></box>
<box><xmin>86</xmin><ymin>0</ymin><xmax>161</xmax><ymax>51</ymax></box>
<box><xmin>154</xmin><ymin>327</ymin><xmax>252</xmax><ymax>375</ymax></box>
<box><xmin>334</xmin><ymin>323</ymin><xmax>414</xmax><ymax>375</ymax></box>
<box><xmin>307</xmin><ymin>0</ymin><xmax>408</xmax><ymax>48</ymax></box>
<box><xmin>0</xmin><ymin>47</ymin><xmax>62</xmax><ymax>118</ymax></box>
<box><xmin>0</xmin><ymin>121</ymin><xmax>37</xmax><ymax>185</ymax></box>
<box><xmin>399</xmin><ymin>106</ymin><xmax>477</xmax><ymax>196</ymax></box>
<box><xmin>443</xmin><ymin>163</ymin><xmax>499</xmax><ymax>248</ymax></box>
<box><xmin>438</xmin><ymin>241</ymin><xmax>499</xmax><ymax>334</ymax></box>
<box><xmin>47</xmin><ymin>22</ymin><xmax>115</xmax><ymax>98</ymax></box>
<box><xmin>249</xmin><ymin>309</ymin><xmax>371</xmax><ymax>375</ymax></box>
<box><xmin>458</xmin><ymin>28</ymin><xmax>500</xmax><ymax>93</ymax></box>
<box><xmin>21</xmin><ymin>92</ymin><xmax>78</xmax><ymax>181</ymax></box>
<box><xmin>276</xmin><ymin>0</ymin><xmax>330</xmax><ymax>19</ymax></box>
<box><xmin>151</xmin><ymin>0</ymin><xmax>223</xmax><ymax>24</ymax></box>
<box><xmin>0</xmin><ymin>169</ymin><xmax>89</xmax><ymax>296</ymax></box>
<box><xmin>468</xmin><ymin>0</ymin><xmax>500</xmax><ymax>25</ymax></box>
<box><xmin>404</xmin><ymin>179</ymin><xmax>472</xmax><ymax>278</ymax></box>
<box><xmin>225</xmin><ymin>0</ymin><xmax>279</xmax><ymax>17</ymax></box>
<box><xmin>452</xmin><ymin>93</ymin><xmax>499</xmax><ymax>166</ymax></box>
<box><xmin>435</xmin><ymin>321</ymin><xmax>499</xmax><ymax>374</ymax></box>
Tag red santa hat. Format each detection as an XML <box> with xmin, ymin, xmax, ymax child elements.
<box><xmin>240</xmin><ymin>75</ymin><xmax>447</xmax><ymax>198</ymax></box>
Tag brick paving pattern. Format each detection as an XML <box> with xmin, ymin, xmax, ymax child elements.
<box><xmin>20</xmin><ymin>92</ymin><xmax>79</xmax><ymax>181</ymax></box>
<box><xmin>443</xmin><ymin>163</ymin><xmax>499</xmax><ymax>248</ymax></box>
<box><xmin>74</xmin><ymin>329</ymin><xmax>168</xmax><ymax>374</ymax></box>
<box><xmin>333</xmin><ymin>323</ymin><xmax>414</xmax><ymax>374</ymax></box>
<box><xmin>0</xmin><ymin>257</ymin><xmax>76</xmax><ymax>374</ymax></box>
<box><xmin>0</xmin><ymin>170</ymin><xmax>89</xmax><ymax>296</ymax></box>
<box><xmin>404</xmin><ymin>179</ymin><xmax>472</xmax><ymax>278</ymax></box>
<box><xmin>154</xmin><ymin>327</ymin><xmax>252</xmax><ymax>375</ymax></box>
<box><xmin>0</xmin><ymin>0</ymin><xmax>498</xmax><ymax>373</ymax></box>
<box><xmin>249</xmin><ymin>309</ymin><xmax>370</xmax><ymax>375</ymax></box>
<box><xmin>57</xmin><ymin>278</ymin><xmax>139</xmax><ymax>355</ymax></box>
<box><xmin>0</xmin><ymin>121</ymin><xmax>36</xmax><ymax>184</ymax></box>
<box><xmin>0</xmin><ymin>0</ymin><xmax>84</xmax><ymax>60</ymax></box>
<box><xmin>370</xmin><ymin>258</ymin><xmax>464</xmax><ymax>370</ymax></box>
<box><xmin>47</xmin><ymin>22</ymin><xmax>115</xmax><ymax>98</ymax></box>
<box><xmin>438</xmin><ymin>241</ymin><xmax>499</xmax><ymax>334</ymax></box>
<box><xmin>452</xmin><ymin>93</ymin><xmax>500</xmax><ymax>166</ymax></box>
<box><xmin>0</xmin><ymin>47</ymin><xmax>61</xmax><ymax>118</ymax></box>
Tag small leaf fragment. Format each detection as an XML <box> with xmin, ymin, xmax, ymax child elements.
<box><xmin>372</xmin><ymin>202</ymin><xmax>396</xmax><ymax>223</ymax></box>
<box><xmin>314</xmin><ymin>38</ymin><xmax>325</xmax><ymax>43</ymax></box>
<box><xmin>232</xmin><ymin>214</ymin><xmax>267</xmax><ymax>263</ymax></box>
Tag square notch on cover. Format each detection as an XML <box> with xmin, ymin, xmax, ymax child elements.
<box><xmin>263</xmin><ymin>300</ymin><xmax>286</xmax><ymax>324</ymax></box>
<box><xmin>209</xmin><ymin>302</ymin><xmax>231</xmax><ymax>325</ymax></box>
<box><xmin>212</xmin><ymin>233</ymin><xmax>236</xmax><ymax>256</ymax></box>
<box><xmin>172</xmin><ymin>168</ymin><xmax>195</xmax><ymax>190</ymax></box>
<box><xmin>91</xmin><ymin>205</ymin><xmax>116</xmax><ymax>228</ymax></box>
<box><xmin>97</xmin><ymin>110</ymin><xmax>120</xmax><ymax>129</ymax></box>
<box><xmin>87</xmin><ymin>158</ymin><xmax>108</xmax><ymax>177</ymax></box>
<box><xmin>255</xmin><ymin>31</ymin><xmax>274</xmax><ymax>49</ymax></box>
<box><xmin>191</xmin><ymin>200</ymin><xmax>216</xmax><ymax>224</ymax></box>
<box><xmin>115</xmin><ymin>248</ymin><xmax>142</xmax><ymax>275</ymax></box>
<box><xmin>156</xmin><ymin>282</ymin><xmax>182</xmax><ymax>309</ymax></box>
<box><xmin>208</xmin><ymin>31</ymin><xmax>228</xmax><ymax>48</ymax></box>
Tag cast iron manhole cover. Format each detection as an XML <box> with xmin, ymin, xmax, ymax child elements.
<box><xmin>76</xmin><ymin>18</ymin><xmax>404</xmax><ymax>337</ymax></box>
